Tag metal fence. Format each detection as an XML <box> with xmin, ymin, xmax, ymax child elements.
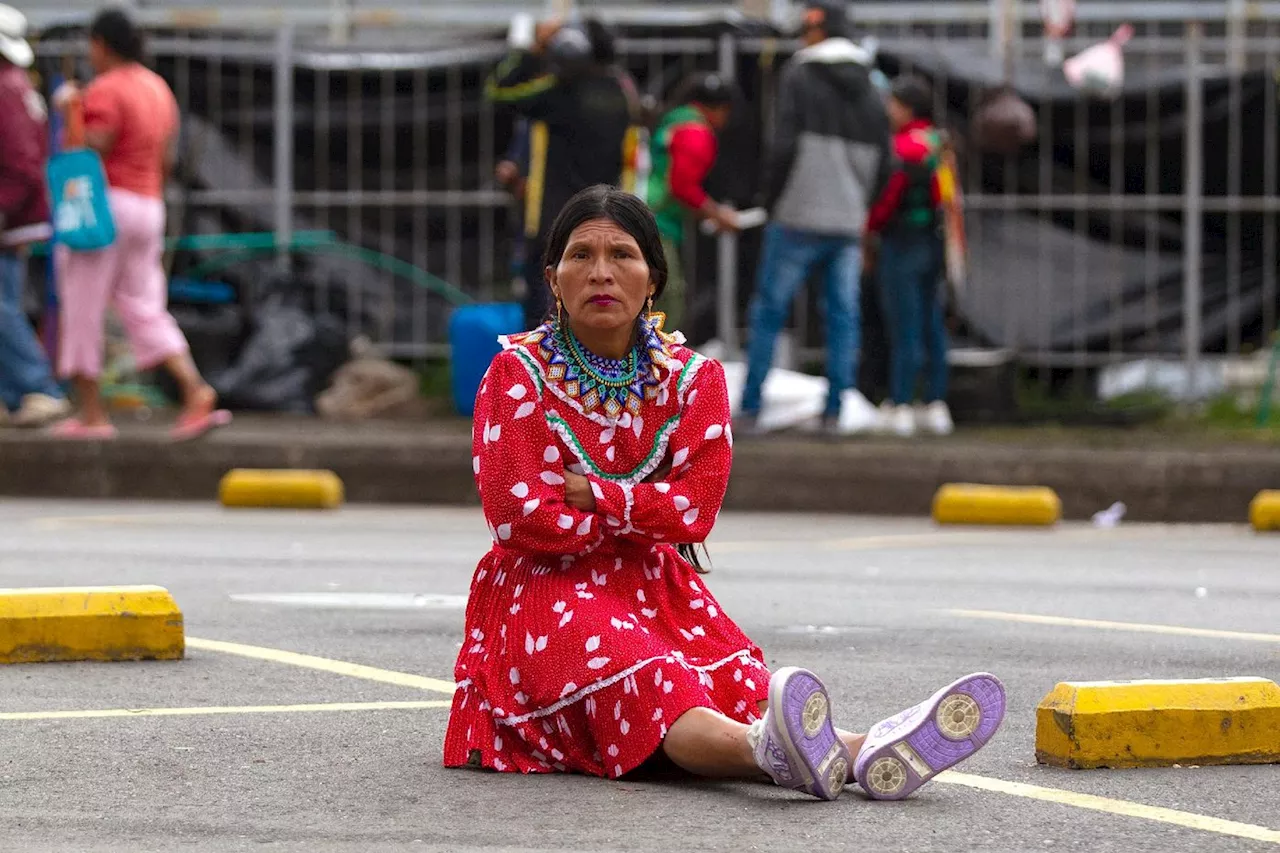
<box><xmin>29</xmin><ymin>1</ymin><xmax>1280</xmax><ymax>401</ymax></box>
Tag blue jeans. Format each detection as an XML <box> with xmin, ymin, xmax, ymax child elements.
<box><xmin>877</xmin><ymin>231</ymin><xmax>948</xmax><ymax>405</ymax></box>
<box><xmin>0</xmin><ymin>253</ymin><xmax>63</xmax><ymax>412</ymax></box>
<box><xmin>742</xmin><ymin>223</ymin><xmax>860</xmax><ymax>418</ymax></box>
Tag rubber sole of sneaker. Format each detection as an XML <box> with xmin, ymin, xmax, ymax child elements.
<box><xmin>767</xmin><ymin>666</ymin><xmax>851</xmax><ymax>801</ymax></box>
<box><xmin>854</xmin><ymin>672</ymin><xmax>1006</xmax><ymax>801</ymax></box>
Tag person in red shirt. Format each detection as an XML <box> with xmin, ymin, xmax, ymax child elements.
<box><xmin>864</xmin><ymin>75</ymin><xmax>954</xmax><ymax>438</ymax></box>
<box><xmin>645</xmin><ymin>73</ymin><xmax>740</xmax><ymax>333</ymax></box>
<box><xmin>0</xmin><ymin>4</ymin><xmax>71</xmax><ymax>428</ymax></box>
<box><xmin>51</xmin><ymin>7</ymin><xmax>228</xmax><ymax>440</ymax></box>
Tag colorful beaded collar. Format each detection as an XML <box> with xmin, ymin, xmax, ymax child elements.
<box><xmin>522</xmin><ymin>316</ymin><xmax>679</xmax><ymax>420</ymax></box>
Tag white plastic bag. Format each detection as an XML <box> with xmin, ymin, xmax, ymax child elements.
<box><xmin>1063</xmin><ymin>24</ymin><xmax>1133</xmax><ymax>98</ymax></box>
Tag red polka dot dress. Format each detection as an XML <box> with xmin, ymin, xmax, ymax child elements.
<box><xmin>443</xmin><ymin>319</ymin><xmax>772</xmax><ymax>778</ymax></box>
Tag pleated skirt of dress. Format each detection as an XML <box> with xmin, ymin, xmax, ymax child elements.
<box><xmin>443</xmin><ymin>544</ymin><xmax>773</xmax><ymax>778</ymax></box>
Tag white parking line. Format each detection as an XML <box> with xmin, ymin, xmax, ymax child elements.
<box><xmin>0</xmin><ymin>700</ymin><xmax>451</xmax><ymax>721</ymax></box>
<box><xmin>945</xmin><ymin>609</ymin><xmax>1280</xmax><ymax>644</ymax></box>
<box><xmin>940</xmin><ymin>772</ymin><xmax>1280</xmax><ymax>845</ymax></box>
<box><xmin>187</xmin><ymin>636</ymin><xmax>458</xmax><ymax>695</ymax></box>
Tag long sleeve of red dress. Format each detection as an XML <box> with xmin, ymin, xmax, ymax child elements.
<box><xmin>473</xmin><ymin>351</ymin><xmax>605</xmax><ymax>557</ymax></box>
<box><xmin>445</xmin><ymin>325</ymin><xmax>771</xmax><ymax>780</ymax></box>
<box><xmin>586</xmin><ymin>359</ymin><xmax>731</xmax><ymax>545</ymax></box>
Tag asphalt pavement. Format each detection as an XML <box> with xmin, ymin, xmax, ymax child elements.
<box><xmin>1</xmin><ymin>500</ymin><xmax>1277</xmax><ymax>852</ymax></box>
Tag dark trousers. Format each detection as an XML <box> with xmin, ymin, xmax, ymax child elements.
<box><xmin>877</xmin><ymin>230</ymin><xmax>949</xmax><ymax>405</ymax></box>
<box><xmin>520</xmin><ymin>233</ymin><xmax>549</xmax><ymax>330</ymax></box>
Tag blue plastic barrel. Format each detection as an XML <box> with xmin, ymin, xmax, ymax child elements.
<box><xmin>449</xmin><ymin>302</ymin><xmax>525</xmax><ymax>416</ymax></box>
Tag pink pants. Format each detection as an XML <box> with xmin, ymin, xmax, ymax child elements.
<box><xmin>56</xmin><ymin>188</ymin><xmax>189</xmax><ymax>379</ymax></box>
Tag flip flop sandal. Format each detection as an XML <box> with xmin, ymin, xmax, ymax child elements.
<box><xmin>170</xmin><ymin>408</ymin><xmax>232</xmax><ymax>441</ymax></box>
<box><xmin>49</xmin><ymin>419</ymin><xmax>119</xmax><ymax>441</ymax></box>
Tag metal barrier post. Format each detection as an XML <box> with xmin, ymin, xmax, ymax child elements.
<box><xmin>328</xmin><ymin>0</ymin><xmax>351</xmax><ymax>44</ymax></box>
<box><xmin>1183</xmin><ymin>22</ymin><xmax>1204</xmax><ymax>397</ymax></box>
<box><xmin>273</xmin><ymin>23</ymin><xmax>296</xmax><ymax>269</ymax></box>
<box><xmin>716</xmin><ymin>31</ymin><xmax>740</xmax><ymax>355</ymax></box>
<box><xmin>991</xmin><ymin>0</ymin><xmax>1014</xmax><ymax>63</ymax></box>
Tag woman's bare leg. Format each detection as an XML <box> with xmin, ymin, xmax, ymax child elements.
<box><xmin>71</xmin><ymin>376</ymin><xmax>109</xmax><ymax>426</ymax></box>
<box><xmin>661</xmin><ymin>707</ymin><xmax>764</xmax><ymax>779</ymax></box>
<box><xmin>161</xmin><ymin>351</ymin><xmax>216</xmax><ymax>420</ymax></box>
<box><xmin>758</xmin><ymin>699</ymin><xmax>864</xmax><ymax>779</ymax></box>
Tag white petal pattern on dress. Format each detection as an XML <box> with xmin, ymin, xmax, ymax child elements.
<box><xmin>452</xmin><ymin>350</ymin><xmax>762</xmax><ymax>780</ymax></box>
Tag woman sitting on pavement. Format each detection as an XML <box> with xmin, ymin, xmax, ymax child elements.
<box><xmin>444</xmin><ymin>183</ymin><xmax>1006</xmax><ymax>800</ymax></box>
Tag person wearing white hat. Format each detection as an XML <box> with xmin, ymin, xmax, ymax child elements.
<box><xmin>0</xmin><ymin>3</ymin><xmax>72</xmax><ymax>427</ymax></box>
<box><xmin>0</xmin><ymin>3</ymin><xmax>33</xmax><ymax>69</ymax></box>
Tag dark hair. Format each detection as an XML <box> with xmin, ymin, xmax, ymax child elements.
<box><xmin>541</xmin><ymin>184</ymin><xmax>668</xmax><ymax>301</ymax></box>
<box><xmin>890</xmin><ymin>74</ymin><xmax>935</xmax><ymax>122</ymax></box>
<box><xmin>803</xmin><ymin>0</ymin><xmax>851</xmax><ymax>40</ymax></box>
<box><xmin>540</xmin><ymin>185</ymin><xmax>710</xmax><ymax>572</ymax></box>
<box><xmin>583</xmin><ymin>17</ymin><xmax>617</xmax><ymax>65</ymax></box>
<box><xmin>90</xmin><ymin>7</ymin><xmax>145</xmax><ymax>64</ymax></box>
<box><xmin>671</xmin><ymin>72</ymin><xmax>738</xmax><ymax>110</ymax></box>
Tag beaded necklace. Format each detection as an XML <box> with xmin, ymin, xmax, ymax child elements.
<box><xmin>559</xmin><ymin>322</ymin><xmax>639</xmax><ymax>388</ymax></box>
<box><xmin>540</xmin><ymin>320</ymin><xmax>653</xmax><ymax>419</ymax></box>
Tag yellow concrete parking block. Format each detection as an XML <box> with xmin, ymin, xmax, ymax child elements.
<box><xmin>1037</xmin><ymin>677</ymin><xmax>1280</xmax><ymax>769</ymax></box>
<box><xmin>1250</xmin><ymin>490</ymin><xmax>1280</xmax><ymax>532</ymax></box>
<box><xmin>219</xmin><ymin>469</ymin><xmax>344</xmax><ymax>509</ymax></box>
<box><xmin>0</xmin><ymin>586</ymin><xmax>184</xmax><ymax>664</ymax></box>
<box><xmin>932</xmin><ymin>483</ymin><xmax>1062</xmax><ymax>526</ymax></box>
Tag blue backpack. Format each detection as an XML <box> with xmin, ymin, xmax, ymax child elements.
<box><xmin>46</xmin><ymin>148</ymin><xmax>116</xmax><ymax>252</ymax></box>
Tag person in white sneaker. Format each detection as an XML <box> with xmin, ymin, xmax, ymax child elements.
<box><xmin>0</xmin><ymin>4</ymin><xmax>72</xmax><ymax>428</ymax></box>
<box><xmin>863</xmin><ymin>76</ymin><xmax>955</xmax><ymax>438</ymax></box>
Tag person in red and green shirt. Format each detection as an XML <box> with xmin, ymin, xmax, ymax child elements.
<box><xmin>646</xmin><ymin>73</ymin><xmax>739</xmax><ymax>333</ymax></box>
<box><xmin>864</xmin><ymin>75</ymin><xmax>955</xmax><ymax>438</ymax></box>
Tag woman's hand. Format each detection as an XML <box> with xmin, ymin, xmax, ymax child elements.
<box><xmin>642</xmin><ymin>461</ymin><xmax>672</xmax><ymax>484</ymax></box>
<box><xmin>563</xmin><ymin>472</ymin><xmax>597</xmax><ymax>512</ymax></box>
<box><xmin>51</xmin><ymin>81</ymin><xmax>81</xmax><ymax>114</ymax></box>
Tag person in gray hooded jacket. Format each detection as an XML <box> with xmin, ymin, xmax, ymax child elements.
<box><xmin>739</xmin><ymin>0</ymin><xmax>890</xmax><ymax>434</ymax></box>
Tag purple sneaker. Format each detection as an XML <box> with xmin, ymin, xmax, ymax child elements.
<box><xmin>747</xmin><ymin>667</ymin><xmax>851</xmax><ymax>800</ymax></box>
<box><xmin>853</xmin><ymin>672</ymin><xmax>1006</xmax><ymax>801</ymax></box>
